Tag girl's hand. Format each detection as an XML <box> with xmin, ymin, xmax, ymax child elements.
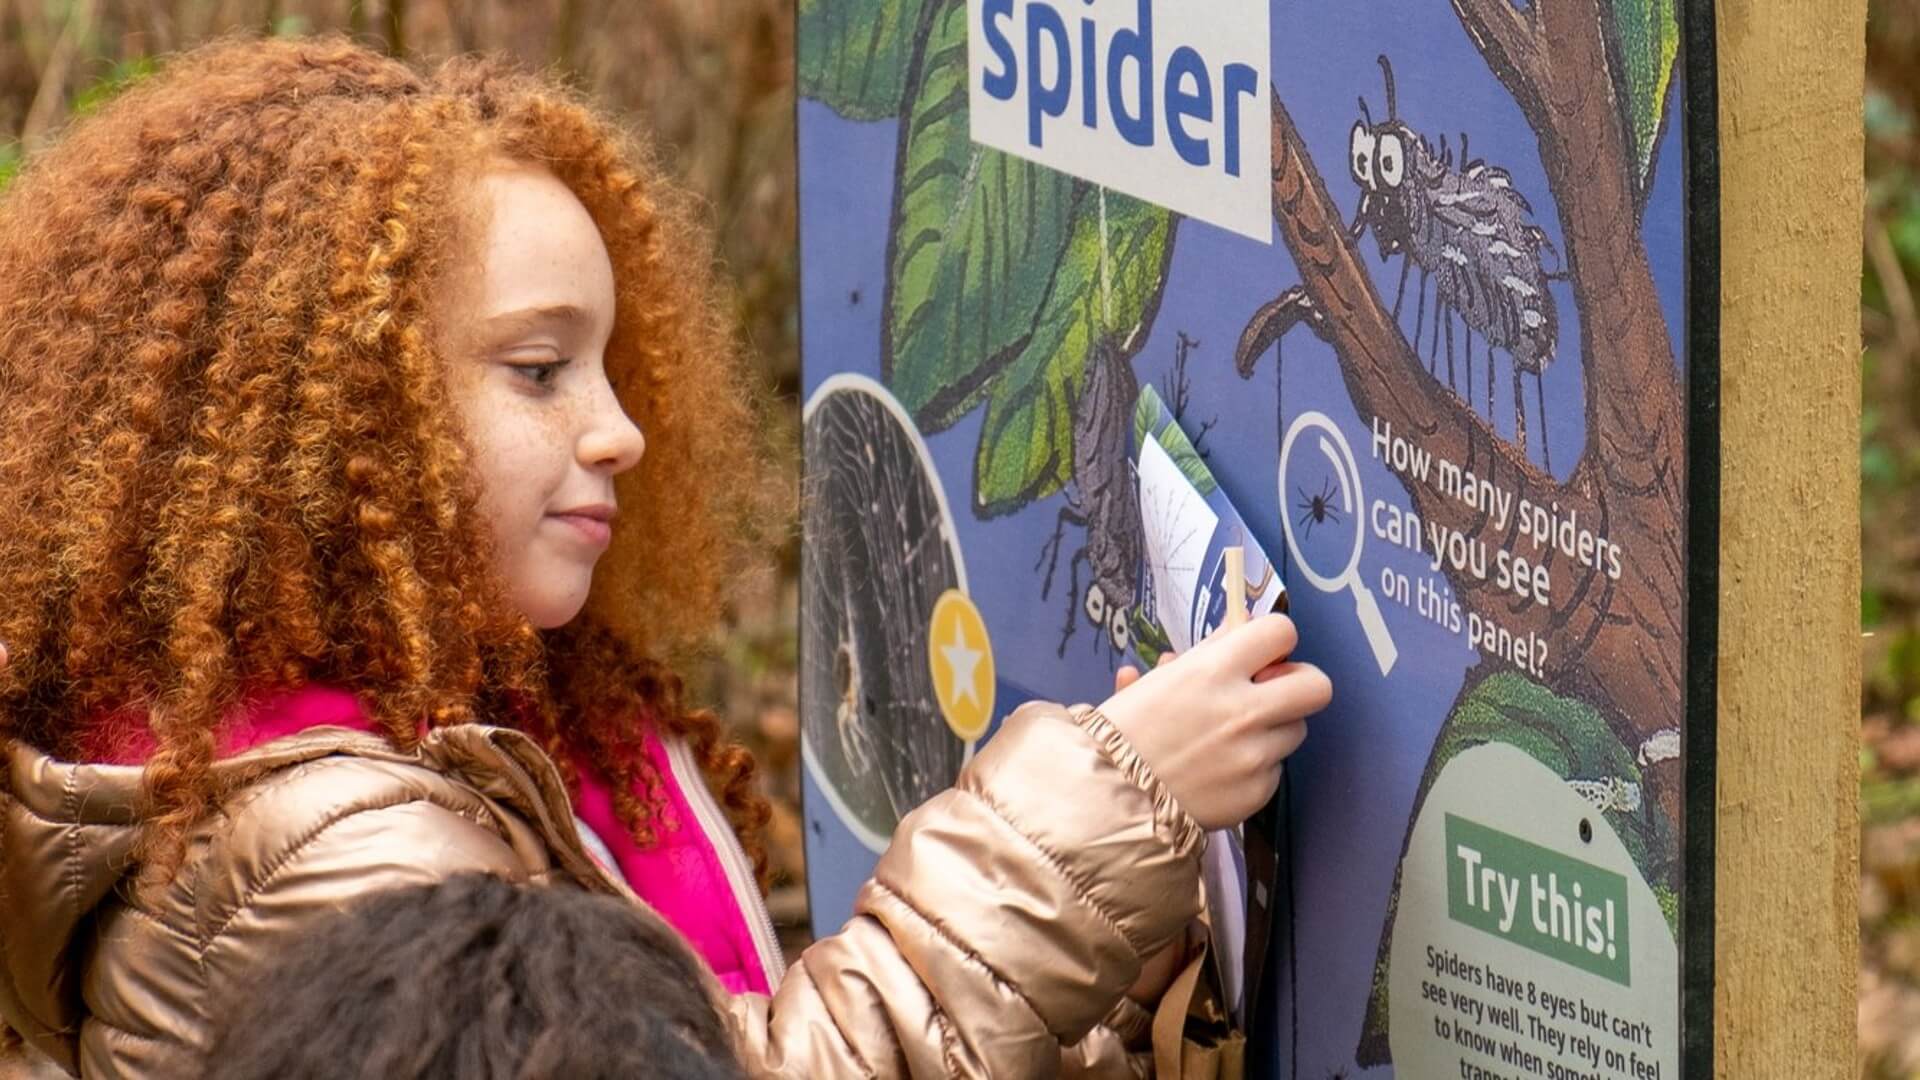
<box><xmin>1097</xmin><ymin>614</ymin><xmax>1329</xmax><ymax>831</ymax></box>
<box><xmin>1111</xmin><ymin>651</ymin><xmax>1173</xmax><ymax>694</ymax></box>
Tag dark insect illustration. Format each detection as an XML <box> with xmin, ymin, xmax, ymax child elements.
<box><xmin>1037</xmin><ymin>333</ymin><xmax>1143</xmax><ymax>660</ymax></box>
<box><xmin>800</xmin><ymin>381</ymin><xmax>969</xmax><ymax>848</ymax></box>
<box><xmin>1295</xmin><ymin>476</ymin><xmax>1342</xmax><ymax>539</ymax></box>
<box><xmin>1348</xmin><ymin>54</ymin><xmax>1561</xmax><ymax>469</ymax></box>
<box><xmin>1162</xmin><ymin>331</ymin><xmax>1216</xmax><ymax>459</ymax></box>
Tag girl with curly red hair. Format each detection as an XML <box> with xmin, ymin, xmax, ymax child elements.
<box><xmin>0</xmin><ymin>35</ymin><xmax>1328</xmax><ymax>1078</ymax></box>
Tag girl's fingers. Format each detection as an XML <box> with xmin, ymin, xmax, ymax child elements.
<box><xmin>1259</xmin><ymin>720</ymin><xmax>1309</xmax><ymax>769</ymax></box>
<box><xmin>1235</xmin><ymin>719</ymin><xmax>1306</xmax><ymax>773</ymax></box>
<box><xmin>1212</xmin><ymin>613</ymin><xmax>1298</xmax><ymax>676</ymax></box>
<box><xmin>1235</xmin><ymin>730</ymin><xmax>1297</xmax><ymax>808</ymax></box>
<box><xmin>1114</xmin><ymin>665</ymin><xmax>1141</xmax><ymax>692</ymax></box>
<box><xmin>1251</xmin><ymin>657</ymin><xmax>1320</xmax><ymax>683</ymax></box>
<box><xmin>0</xmin><ymin>641</ymin><xmax>9</xmax><ymax>668</ymax></box>
<box><xmin>1248</xmin><ymin>661</ymin><xmax>1332</xmax><ymax>718</ymax></box>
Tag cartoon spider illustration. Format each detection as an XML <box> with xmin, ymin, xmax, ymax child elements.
<box><xmin>1295</xmin><ymin>475</ymin><xmax>1343</xmax><ymax>539</ymax></box>
<box><xmin>1349</xmin><ymin>54</ymin><xmax>1561</xmax><ymax>469</ymax></box>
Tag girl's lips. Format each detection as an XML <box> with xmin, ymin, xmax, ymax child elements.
<box><xmin>548</xmin><ymin>512</ymin><xmax>612</xmax><ymax>547</ymax></box>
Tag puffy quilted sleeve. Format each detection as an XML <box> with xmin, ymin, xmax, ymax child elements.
<box><xmin>726</xmin><ymin>702</ymin><xmax>1204</xmax><ymax>1078</ymax></box>
<box><xmin>187</xmin><ymin>755</ymin><xmax>558</xmax><ymax>989</ymax></box>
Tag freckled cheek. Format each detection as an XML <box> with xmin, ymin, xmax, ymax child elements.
<box><xmin>470</xmin><ymin>429</ymin><xmax>561</xmax><ymax>537</ymax></box>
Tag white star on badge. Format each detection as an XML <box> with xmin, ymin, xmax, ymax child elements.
<box><xmin>939</xmin><ymin>617</ymin><xmax>983</xmax><ymax>707</ymax></box>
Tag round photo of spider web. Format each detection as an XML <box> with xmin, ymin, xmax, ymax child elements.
<box><xmin>801</xmin><ymin>374</ymin><xmax>973</xmax><ymax>853</ymax></box>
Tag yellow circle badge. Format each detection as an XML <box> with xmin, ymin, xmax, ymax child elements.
<box><xmin>928</xmin><ymin>589</ymin><xmax>995</xmax><ymax>741</ymax></box>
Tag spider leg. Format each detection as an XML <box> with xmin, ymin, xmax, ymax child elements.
<box><xmin>1465</xmin><ymin>326</ymin><xmax>1476</xmax><ymax>412</ymax></box>
<box><xmin>1428</xmin><ymin>298</ymin><xmax>1446</xmax><ymax>374</ymax></box>
<box><xmin>1444</xmin><ymin>305</ymin><xmax>1457</xmax><ymax>391</ymax></box>
<box><xmin>1391</xmin><ymin>253</ymin><xmax>1411</xmax><ymax>319</ymax></box>
<box><xmin>1411</xmin><ymin>269</ymin><xmax>1430</xmax><ymax>364</ymax></box>
<box><xmin>1534</xmin><ymin>368</ymin><xmax>1552</xmax><ymax>473</ymax></box>
<box><xmin>1054</xmin><ymin>544</ymin><xmax>1090</xmax><ymax>658</ymax></box>
<box><xmin>1512</xmin><ymin>357</ymin><xmax>1528</xmax><ymax>457</ymax></box>
<box><xmin>1034</xmin><ymin>504</ymin><xmax>1087</xmax><ymax>599</ymax></box>
<box><xmin>1487</xmin><ymin>337</ymin><xmax>1496</xmax><ymax>421</ymax></box>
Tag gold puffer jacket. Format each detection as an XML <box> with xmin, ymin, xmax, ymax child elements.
<box><xmin>0</xmin><ymin>701</ymin><xmax>1204</xmax><ymax>1078</ymax></box>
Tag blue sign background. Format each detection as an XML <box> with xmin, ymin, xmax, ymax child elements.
<box><xmin>798</xmin><ymin>2</ymin><xmax>1695</xmax><ymax>1073</ymax></box>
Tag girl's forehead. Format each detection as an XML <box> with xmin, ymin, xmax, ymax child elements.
<box><xmin>455</xmin><ymin>166</ymin><xmax>617</xmax><ymax>337</ymax></box>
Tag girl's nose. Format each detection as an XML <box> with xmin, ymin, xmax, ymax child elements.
<box><xmin>580</xmin><ymin>392</ymin><xmax>646</xmax><ymax>475</ymax></box>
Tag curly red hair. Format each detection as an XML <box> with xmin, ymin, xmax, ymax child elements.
<box><xmin>0</xmin><ymin>36</ymin><xmax>786</xmax><ymax>886</ymax></box>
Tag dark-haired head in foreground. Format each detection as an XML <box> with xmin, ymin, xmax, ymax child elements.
<box><xmin>205</xmin><ymin>873</ymin><xmax>745</xmax><ymax>1080</ymax></box>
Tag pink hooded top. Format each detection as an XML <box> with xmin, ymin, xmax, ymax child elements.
<box><xmin>81</xmin><ymin>684</ymin><xmax>779</xmax><ymax>996</ymax></box>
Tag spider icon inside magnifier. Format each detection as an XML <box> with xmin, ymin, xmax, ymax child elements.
<box><xmin>1278</xmin><ymin>411</ymin><xmax>1399</xmax><ymax>675</ymax></box>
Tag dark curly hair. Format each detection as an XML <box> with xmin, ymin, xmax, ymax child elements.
<box><xmin>204</xmin><ymin>873</ymin><xmax>746</xmax><ymax>1080</ymax></box>
<box><xmin>0</xmin><ymin>36</ymin><xmax>785</xmax><ymax>885</ymax></box>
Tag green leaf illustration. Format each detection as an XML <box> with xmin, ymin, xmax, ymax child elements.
<box><xmin>882</xmin><ymin>2</ymin><xmax>1079</xmax><ymax>433</ymax></box>
<box><xmin>1609</xmin><ymin>0</ymin><xmax>1680</xmax><ymax>205</ymax></box>
<box><xmin>1355</xmin><ymin>671</ymin><xmax>1678</xmax><ymax>1065</ymax></box>
<box><xmin>1427</xmin><ymin>672</ymin><xmax>1674</xmax><ymax>889</ymax></box>
<box><xmin>797</xmin><ymin>0</ymin><xmax>931</xmax><ymax>120</ymax></box>
<box><xmin>971</xmin><ymin>190</ymin><xmax>1174</xmax><ymax>515</ymax></box>
<box><xmin>1133</xmin><ymin>383</ymin><xmax>1217</xmax><ymax>497</ymax></box>
<box><xmin>1128</xmin><ymin>604</ymin><xmax>1173</xmax><ymax>668</ymax></box>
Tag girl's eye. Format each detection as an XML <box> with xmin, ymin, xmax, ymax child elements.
<box><xmin>509</xmin><ymin>359</ymin><xmax>570</xmax><ymax>389</ymax></box>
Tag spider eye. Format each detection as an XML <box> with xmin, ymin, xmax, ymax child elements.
<box><xmin>1378</xmin><ymin>133</ymin><xmax>1405</xmax><ymax>187</ymax></box>
<box><xmin>1349</xmin><ymin>123</ymin><xmax>1376</xmax><ymax>187</ymax></box>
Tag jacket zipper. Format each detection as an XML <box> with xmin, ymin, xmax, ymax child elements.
<box><xmin>663</xmin><ymin>737</ymin><xmax>787</xmax><ymax>991</ymax></box>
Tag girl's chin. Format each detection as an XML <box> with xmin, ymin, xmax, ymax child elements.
<box><xmin>514</xmin><ymin>579</ymin><xmax>594</xmax><ymax>629</ymax></box>
<box><xmin>525</xmin><ymin>605</ymin><xmax>588</xmax><ymax>630</ymax></box>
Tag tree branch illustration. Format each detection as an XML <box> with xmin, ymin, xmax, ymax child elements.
<box><xmin>1244</xmin><ymin>0</ymin><xmax>1689</xmax><ymax>814</ymax></box>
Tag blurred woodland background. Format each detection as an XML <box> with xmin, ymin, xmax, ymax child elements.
<box><xmin>0</xmin><ymin>0</ymin><xmax>1910</xmax><ymax>1071</ymax></box>
<box><xmin>1862</xmin><ymin>3</ymin><xmax>1920</xmax><ymax>1073</ymax></box>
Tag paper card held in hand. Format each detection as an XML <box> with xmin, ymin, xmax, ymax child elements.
<box><xmin>1132</xmin><ymin>383</ymin><xmax>1286</xmax><ymax>1029</ymax></box>
<box><xmin>1132</xmin><ymin>383</ymin><xmax>1286</xmax><ymax>659</ymax></box>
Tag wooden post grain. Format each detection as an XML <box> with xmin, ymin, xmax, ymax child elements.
<box><xmin>1713</xmin><ymin>0</ymin><xmax>1863</xmax><ymax>1073</ymax></box>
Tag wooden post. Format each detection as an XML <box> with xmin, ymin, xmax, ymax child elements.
<box><xmin>1714</xmin><ymin>0</ymin><xmax>1863</xmax><ymax>1074</ymax></box>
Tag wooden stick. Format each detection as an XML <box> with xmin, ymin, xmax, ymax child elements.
<box><xmin>1224</xmin><ymin>546</ymin><xmax>1247</xmax><ymax>631</ymax></box>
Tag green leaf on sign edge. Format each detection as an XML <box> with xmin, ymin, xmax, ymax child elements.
<box><xmin>1609</xmin><ymin>0</ymin><xmax>1680</xmax><ymax>204</ymax></box>
<box><xmin>797</xmin><ymin>0</ymin><xmax>932</xmax><ymax>120</ymax></box>
<box><xmin>881</xmin><ymin>2</ymin><xmax>1079</xmax><ymax>433</ymax></box>
<box><xmin>971</xmin><ymin>191</ymin><xmax>1175</xmax><ymax>516</ymax></box>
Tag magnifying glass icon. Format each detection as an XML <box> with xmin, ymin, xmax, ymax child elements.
<box><xmin>1277</xmin><ymin>410</ymin><xmax>1399</xmax><ymax>675</ymax></box>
